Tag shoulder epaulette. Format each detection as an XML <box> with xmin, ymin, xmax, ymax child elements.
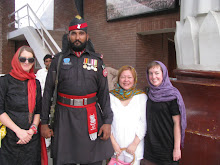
<box><xmin>89</xmin><ymin>51</ymin><xmax>104</xmax><ymax>60</ymax></box>
<box><xmin>53</xmin><ymin>52</ymin><xmax>62</xmax><ymax>59</ymax></box>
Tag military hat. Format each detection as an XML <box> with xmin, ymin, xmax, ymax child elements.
<box><xmin>69</xmin><ymin>15</ymin><xmax>87</xmax><ymax>33</ymax></box>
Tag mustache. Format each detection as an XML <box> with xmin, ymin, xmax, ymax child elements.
<box><xmin>73</xmin><ymin>40</ymin><xmax>82</xmax><ymax>44</ymax></box>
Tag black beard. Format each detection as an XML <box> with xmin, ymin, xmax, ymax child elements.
<box><xmin>70</xmin><ymin>40</ymin><xmax>87</xmax><ymax>52</ymax></box>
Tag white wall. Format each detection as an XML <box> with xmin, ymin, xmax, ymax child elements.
<box><xmin>175</xmin><ymin>0</ymin><xmax>220</xmax><ymax>71</ymax></box>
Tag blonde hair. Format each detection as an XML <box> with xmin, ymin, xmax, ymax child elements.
<box><xmin>117</xmin><ymin>65</ymin><xmax>137</xmax><ymax>85</ymax></box>
<box><xmin>18</xmin><ymin>46</ymin><xmax>35</xmax><ymax>58</ymax></box>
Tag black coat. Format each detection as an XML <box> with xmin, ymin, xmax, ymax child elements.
<box><xmin>41</xmin><ymin>47</ymin><xmax>114</xmax><ymax>165</ymax></box>
<box><xmin>0</xmin><ymin>74</ymin><xmax>42</xmax><ymax>165</ymax></box>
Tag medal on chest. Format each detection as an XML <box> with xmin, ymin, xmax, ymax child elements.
<box><xmin>83</xmin><ymin>58</ymin><xmax>88</xmax><ymax>69</ymax></box>
<box><xmin>83</xmin><ymin>58</ymin><xmax>98</xmax><ymax>71</ymax></box>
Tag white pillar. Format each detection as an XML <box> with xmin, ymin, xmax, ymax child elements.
<box><xmin>175</xmin><ymin>0</ymin><xmax>220</xmax><ymax>71</ymax></box>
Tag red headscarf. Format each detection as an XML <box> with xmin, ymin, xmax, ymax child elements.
<box><xmin>9</xmin><ymin>46</ymin><xmax>36</xmax><ymax>114</ymax></box>
<box><xmin>10</xmin><ymin>46</ymin><xmax>48</xmax><ymax>165</ymax></box>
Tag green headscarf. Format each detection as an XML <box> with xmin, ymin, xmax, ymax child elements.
<box><xmin>110</xmin><ymin>65</ymin><xmax>144</xmax><ymax>100</ymax></box>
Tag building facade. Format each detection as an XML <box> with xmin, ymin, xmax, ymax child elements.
<box><xmin>0</xmin><ymin>0</ymin><xmax>219</xmax><ymax>164</ymax></box>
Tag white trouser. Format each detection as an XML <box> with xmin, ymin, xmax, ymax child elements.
<box><xmin>45</xmin><ymin>137</ymin><xmax>51</xmax><ymax>148</ymax></box>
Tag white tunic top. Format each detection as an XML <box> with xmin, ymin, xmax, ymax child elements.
<box><xmin>36</xmin><ymin>68</ymin><xmax>48</xmax><ymax>96</ymax></box>
<box><xmin>110</xmin><ymin>93</ymin><xmax>147</xmax><ymax>160</ymax></box>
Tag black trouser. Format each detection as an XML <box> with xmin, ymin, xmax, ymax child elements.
<box><xmin>56</xmin><ymin>160</ymin><xmax>103</xmax><ymax>165</ymax></box>
<box><xmin>141</xmin><ymin>159</ymin><xmax>179</xmax><ymax>165</ymax></box>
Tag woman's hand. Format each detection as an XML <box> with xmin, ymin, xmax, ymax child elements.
<box><xmin>173</xmin><ymin>148</ymin><xmax>181</xmax><ymax>161</ymax></box>
<box><xmin>16</xmin><ymin>129</ymin><xmax>32</xmax><ymax>144</ymax></box>
<box><xmin>112</xmin><ymin>142</ymin><xmax>122</xmax><ymax>156</ymax></box>
<box><xmin>126</xmin><ymin>142</ymin><xmax>138</xmax><ymax>155</ymax></box>
<box><xmin>110</xmin><ymin>134</ymin><xmax>122</xmax><ymax>156</ymax></box>
<box><xmin>27</xmin><ymin>128</ymin><xmax>35</xmax><ymax>136</ymax></box>
<box><xmin>126</xmin><ymin>135</ymin><xmax>140</xmax><ymax>155</ymax></box>
<box><xmin>172</xmin><ymin>115</ymin><xmax>181</xmax><ymax>161</ymax></box>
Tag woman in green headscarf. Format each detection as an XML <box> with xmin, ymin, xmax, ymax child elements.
<box><xmin>109</xmin><ymin>65</ymin><xmax>147</xmax><ymax>165</ymax></box>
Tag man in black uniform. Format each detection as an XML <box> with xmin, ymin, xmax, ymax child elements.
<box><xmin>41</xmin><ymin>15</ymin><xmax>114</xmax><ymax>165</ymax></box>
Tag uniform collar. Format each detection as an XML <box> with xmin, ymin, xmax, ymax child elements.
<box><xmin>73</xmin><ymin>49</ymin><xmax>85</xmax><ymax>57</ymax></box>
<box><xmin>62</xmin><ymin>45</ymin><xmax>93</xmax><ymax>58</ymax></box>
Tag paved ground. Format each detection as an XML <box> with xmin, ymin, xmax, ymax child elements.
<box><xmin>47</xmin><ymin>152</ymin><xmax>106</xmax><ymax>165</ymax></box>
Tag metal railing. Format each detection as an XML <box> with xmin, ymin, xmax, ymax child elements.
<box><xmin>8</xmin><ymin>3</ymin><xmax>61</xmax><ymax>55</ymax></box>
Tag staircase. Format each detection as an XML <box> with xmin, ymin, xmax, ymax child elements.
<box><xmin>8</xmin><ymin>26</ymin><xmax>50</xmax><ymax>67</ymax></box>
<box><xmin>7</xmin><ymin>4</ymin><xmax>61</xmax><ymax>68</ymax></box>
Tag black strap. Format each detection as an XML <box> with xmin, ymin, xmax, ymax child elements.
<box><xmin>49</xmin><ymin>54</ymin><xmax>63</xmax><ymax>126</ymax></box>
<box><xmin>52</xmin><ymin>54</ymin><xmax>63</xmax><ymax>104</ymax></box>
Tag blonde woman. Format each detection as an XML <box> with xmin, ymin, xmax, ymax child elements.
<box><xmin>110</xmin><ymin>65</ymin><xmax>147</xmax><ymax>165</ymax></box>
<box><xmin>0</xmin><ymin>46</ymin><xmax>42</xmax><ymax>165</ymax></box>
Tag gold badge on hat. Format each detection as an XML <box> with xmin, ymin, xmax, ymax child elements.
<box><xmin>75</xmin><ymin>15</ymin><xmax>82</xmax><ymax>20</ymax></box>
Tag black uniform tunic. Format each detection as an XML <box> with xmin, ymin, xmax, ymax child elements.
<box><xmin>41</xmin><ymin>48</ymin><xmax>114</xmax><ymax>165</ymax></box>
<box><xmin>144</xmin><ymin>98</ymin><xmax>180</xmax><ymax>165</ymax></box>
<box><xmin>0</xmin><ymin>74</ymin><xmax>41</xmax><ymax>165</ymax></box>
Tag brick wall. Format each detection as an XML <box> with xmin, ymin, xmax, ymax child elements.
<box><xmin>0</xmin><ymin>0</ymin><xmax>15</xmax><ymax>74</ymax></box>
<box><xmin>54</xmin><ymin>0</ymin><xmax>78</xmax><ymax>32</ymax></box>
<box><xmin>0</xmin><ymin>0</ymin><xmax>78</xmax><ymax>74</ymax></box>
<box><xmin>1</xmin><ymin>0</ymin><xmax>179</xmax><ymax>85</ymax></box>
<box><xmin>136</xmin><ymin>33</ymin><xmax>164</xmax><ymax>89</ymax></box>
<box><xmin>0</xmin><ymin>1</ymin><xmax>2</xmax><ymax>73</ymax></box>
<box><xmin>84</xmin><ymin>0</ymin><xmax>180</xmax><ymax>90</ymax></box>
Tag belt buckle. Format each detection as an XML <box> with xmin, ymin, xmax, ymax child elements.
<box><xmin>70</xmin><ymin>99</ymin><xmax>74</xmax><ymax>105</ymax></box>
<box><xmin>74</xmin><ymin>99</ymin><xmax>83</xmax><ymax>106</ymax></box>
<box><xmin>84</xmin><ymin>98</ymin><xmax>87</xmax><ymax>105</ymax></box>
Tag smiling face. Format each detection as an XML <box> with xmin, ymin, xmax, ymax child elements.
<box><xmin>19</xmin><ymin>50</ymin><xmax>35</xmax><ymax>72</ymax></box>
<box><xmin>119</xmin><ymin>70</ymin><xmax>135</xmax><ymax>90</ymax></box>
<box><xmin>148</xmin><ymin>65</ymin><xmax>163</xmax><ymax>87</ymax></box>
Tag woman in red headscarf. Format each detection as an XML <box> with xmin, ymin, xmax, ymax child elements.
<box><xmin>0</xmin><ymin>46</ymin><xmax>43</xmax><ymax>165</ymax></box>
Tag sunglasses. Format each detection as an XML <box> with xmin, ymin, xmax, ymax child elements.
<box><xmin>19</xmin><ymin>57</ymin><xmax>35</xmax><ymax>63</ymax></box>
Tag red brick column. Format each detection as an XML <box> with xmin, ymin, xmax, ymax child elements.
<box><xmin>173</xmin><ymin>69</ymin><xmax>220</xmax><ymax>165</ymax></box>
<box><xmin>0</xmin><ymin>0</ymin><xmax>15</xmax><ymax>74</ymax></box>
